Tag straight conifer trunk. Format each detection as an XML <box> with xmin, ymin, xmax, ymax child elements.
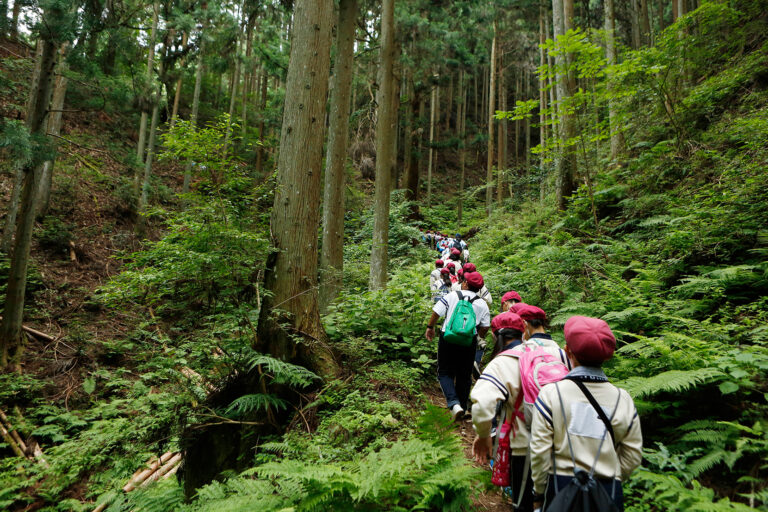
<box><xmin>170</xmin><ymin>31</ymin><xmax>188</xmax><ymax>128</ymax></box>
<box><xmin>553</xmin><ymin>0</ymin><xmax>577</xmax><ymax>211</ymax></box>
<box><xmin>320</xmin><ymin>0</ymin><xmax>358</xmax><ymax>311</ymax></box>
<box><xmin>369</xmin><ymin>0</ymin><xmax>396</xmax><ymax>291</ymax></box>
<box><xmin>256</xmin><ymin>0</ymin><xmax>337</xmax><ymax>376</ymax></box>
<box><xmin>457</xmin><ymin>72</ymin><xmax>467</xmax><ymax>228</ymax></box>
<box><xmin>605</xmin><ymin>0</ymin><xmax>625</xmax><ymax>160</ymax></box>
<box><xmin>426</xmin><ymin>83</ymin><xmax>436</xmax><ymax>209</ymax></box>
<box><xmin>137</xmin><ymin>3</ymin><xmax>159</xmax><ymax>165</ymax></box>
<box><xmin>496</xmin><ymin>51</ymin><xmax>504</xmax><ymax>205</ymax></box>
<box><xmin>485</xmin><ymin>21</ymin><xmax>497</xmax><ymax>216</ymax></box>
<box><xmin>183</xmin><ymin>30</ymin><xmax>205</xmax><ymax>195</ymax></box>
<box><xmin>0</xmin><ymin>38</ymin><xmax>57</xmax><ymax>367</ymax></box>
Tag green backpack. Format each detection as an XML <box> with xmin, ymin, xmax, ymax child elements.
<box><xmin>443</xmin><ymin>291</ymin><xmax>479</xmax><ymax>346</ymax></box>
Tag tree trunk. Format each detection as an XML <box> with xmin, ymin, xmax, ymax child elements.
<box><xmin>496</xmin><ymin>51</ymin><xmax>504</xmax><ymax>206</ymax></box>
<box><xmin>256</xmin><ymin>0</ymin><xmax>337</xmax><ymax>376</ymax></box>
<box><xmin>224</xmin><ymin>10</ymin><xmax>244</xmax><ymax>154</ymax></box>
<box><xmin>445</xmin><ymin>72</ymin><xmax>452</xmax><ymax>132</ymax></box>
<box><xmin>539</xmin><ymin>3</ymin><xmax>547</xmax><ymax>152</ymax></box>
<box><xmin>320</xmin><ymin>0</ymin><xmax>357</xmax><ymax>312</ymax></box>
<box><xmin>640</xmin><ymin>0</ymin><xmax>651</xmax><ymax>45</ymax></box>
<box><xmin>0</xmin><ymin>38</ymin><xmax>56</xmax><ymax>368</ymax></box>
<box><xmin>630</xmin><ymin>0</ymin><xmax>642</xmax><ymax>49</ymax></box>
<box><xmin>9</xmin><ymin>0</ymin><xmax>19</xmax><ymax>38</ymax></box>
<box><xmin>37</xmin><ymin>43</ymin><xmax>70</xmax><ymax>218</ymax></box>
<box><xmin>369</xmin><ymin>0</ymin><xmax>396</xmax><ymax>291</ymax></box>
<box><xmin>457</xmin><ymin>71</ymin><xmax>467</xmax><ymax>229</ymax></box>
<box><xmin>605</xmin><ymin>0</ymin><xmax>625</xmax><ymax>161</ymax></box>
<box><xmin>485</xmin><ymin>20</ymin><xmax>497</xmax><ymax>216</ymax></box>
<box><xmin>241</xmin><ymin>14</ymin><xmax>256</xmax><ymax>141</ymax></box>
<box><xmin>170</xmin><ymin>31</ymin><xmax>189</xmax><ymax>129</ymax></box>
<box><xmin>138</xmin><ymin>35</ymin><xmax>168</xmax><ymax>228</ymax></box>
<box><xmin>658</xmin><ymin>0</ymin><xmax>666</xmax><ymax>32</ymax></box>
<box><xmin>256</xmin><ymin>71</ymin><xmax>269</xmax><ymax>172</ymax></box>
<box><xmin>426</xmin><ymin>83</ymin><xmax>436</xmax><ymax>209</ymax></box>
<box><xmin>137</xmin><ymin>2</ymin><xmax>159</xmax><ymax>165</ymax></box>
<box><xmin>183</xmin><ymin>30</ymin><xmax>205</xmax><ymax>195</ymax></box>
<box><xmin>1</xmin><ymin>168</ymin><xmax>23</xmax><ymax>254</ymax></box>
<box><xmin>554</xmin><ymin>0</ymin><xmax>577</xmax><ymax>211</ymax></box>
<box><xmin>525</xmin><ymin>68</ymin><xmax>531</xmax><ymax>169</ymax></box>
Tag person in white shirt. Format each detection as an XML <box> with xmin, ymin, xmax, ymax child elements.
<box><xmin>430</xmin><ymin>259</ymin><xmax>444</xmax><ymax>291</ymax></box>
<box><xmin>530</xmin><ymin>316</ymin><xmax>642</xmax><ymax>512</ymax></box>
<box><xmin>425</xmin><ymin>272</ymin><xmax>491</xmax><ymax>421</ymax></box>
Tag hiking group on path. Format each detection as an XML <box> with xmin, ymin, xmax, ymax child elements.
<box><xmin>422</xmin><ymin>231</ymin><xmax>643</xmax><ymax>512</ymax></box>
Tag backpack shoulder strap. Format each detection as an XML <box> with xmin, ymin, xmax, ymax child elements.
<box><xmin>456</xmin><ymin>291</ymin><xmax>464</xmax><ymax>301</ymax></box>
<box><xmin>567</xmin><ymin>378</ymin><xmax>616</xmax><ymax>446</ymax></box>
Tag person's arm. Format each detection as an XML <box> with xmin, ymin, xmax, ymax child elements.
<box><xmin>530</xmin><ymin>389</ymin><xmax>556</xmax><ymax>507</ymax></box>
<box><xmin>425</xmin><ymin>311</ymin><xmax>441</xmax><ymax>341</ymax></box>
<box><xmin>618</xmin><ymin>394</ymin><xmax>643</xmax><ymax>480</ymax></box>
<box><xmin>477</xmin><ymin>326</ymin><xmax>489</xmax><ymax>339</ymax></box>
<box><xmin>471</xmin><ymin>358</ymin><xmax>513</xmax><ymax>464</ymax></box>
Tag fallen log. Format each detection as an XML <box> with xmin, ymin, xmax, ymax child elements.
<box><xmin>0</xmin><ymin>316</ymin><xmax>56</xmax><ymax>343</ymax></box>
<box><xmin>122</xmin><ymin>451</ymin><xmax>176</xmax><ymax>492</ymax></box>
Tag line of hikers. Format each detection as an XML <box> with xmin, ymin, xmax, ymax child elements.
<box><xmin>424</xmin><ymin>262</ymin><xmax>642</xmax><ymax>512</ymax></box>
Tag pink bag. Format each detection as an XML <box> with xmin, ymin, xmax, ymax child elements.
<box><xmin>499</xmin><ymin>346</ymin><xmax>570</xmax><ymax>428</ymax></box>
<box><xmin>491</xmin><ymin>420</ymin><xmax>512</xmax><ymax>486</ymax></box>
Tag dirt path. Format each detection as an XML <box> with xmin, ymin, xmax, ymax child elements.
<box><xmin>424</xmin><ymin>385</ymin><xmax>509</xmax><ymax>512</ymax></box>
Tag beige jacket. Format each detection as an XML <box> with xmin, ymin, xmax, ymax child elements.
<box><xmin>470</xmin><ymin>337</ymin><xmax>567</xmax><ymax>455</ymax></box>
<box><xmin>530</xmin><ymin>375</ymin><xmax>643</xmax><ymax>493</ymax></box>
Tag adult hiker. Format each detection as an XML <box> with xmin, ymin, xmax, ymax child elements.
<box><xmin>425</xmin><ymin>271</ymin><xmax>491</xmax><ymax>421</ymax></box>
<box><xmin>470</xmin><ymin>311</ymin><xmax>568</xmax><ymax>512</ymax></box>
<box><xmin>530</xmin><ymin>316</ymin><xmax>643</xmax><ymax>512</ymax></box>
<box><xmin>430</xmin><ymin>259</ymin><xmax>444</xmax><ymax>291</ymax></box>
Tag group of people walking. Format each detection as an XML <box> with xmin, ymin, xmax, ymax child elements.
<box><xmin>423</xmin><ymin>242</ymin><xmax>643</xmax><ymax>512</ymax></box>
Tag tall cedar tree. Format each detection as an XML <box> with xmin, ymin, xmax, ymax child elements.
<box><xmin>320</xmin><ymin>0</ymin><xmax>358</xmax><ymax>311</ymax></box>
<box><xmin>255</xmin><ymin>0</ymin><xmax>338</xmax><ymax>378</ymax></box>
<box><xmin>369</xmin><ymin>0</ymin><xmax>396</xmax><ymax>291</ymax></box>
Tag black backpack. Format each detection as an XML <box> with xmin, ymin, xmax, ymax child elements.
<box><xmin>545</xmin><ymin>380</ymin><xmax>622</xmax><ymax>512</ymax></box>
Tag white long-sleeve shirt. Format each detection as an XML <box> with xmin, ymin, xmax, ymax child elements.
<box><xmin>530</xmin><ymin>375</ymin><xmax>643</xmax><ymax>493</ymax></box>
<box><xmin>470</xmin><ymin>337</ymin><xmax>565</xmax><ymax>455</ymax></box>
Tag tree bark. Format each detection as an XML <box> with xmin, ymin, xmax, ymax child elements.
<box><xmin>256</xmin><ymin>71</ymin><xmax>268</xmax><ymax>172</ymax></box>
<box><xmin>137</xmin><ymin>2</ymin><xmax>159</xmax><ymax>165</ymax></box>
<box><xmin>241</xmin><ymin>13</ymin><xmax>256</xmax><ymax>141</ymax></box>
<box><xmin>553</xmin><ymin>0</ymin><xmax>577</xmax><ymax>211</ymax></box>
<box><xmin>640</xmin><ymin>0</ymin><xmax>652</xmax><ymax>45</ymax></box>
<box><xmin>496</xmin><ymin>51</ymin><xmax>504</xmax><ymax>206</ymax></box>
<box><xmin>37</xmin><ymin>43</ymin><xmax>70</xmax><ymax>218</ymax></box>
<box><xmin>170</xmin><ymin>31</ymin><xmax>188</xmax><ymax>129</ymax></box>
<box><xmin>630</xmin><ymin>0</ymin><xmax>642</xmax><ymax>49</ymax></box>
<box><xmin>320</xmin><ymin>0</ymin><xmax>357</xmax><ymax>312</ymax></box>
<box><xmin>525</xmin><ymin>68</ymin><xmax>531</xmax><ymax>169</ymax></box>
<box><xmin>539</xmin><ymin>3</ymin><xmax>547</xmax><ymax>152</ymax></box>
<box><xmin>255</xmin><ymin>0</ymin><xmax>337</xmax><ymax>377</ymax></box>
<box><xmin>426</xmin><ymin>82</ymin><xmax>436</xmax><ymax>209</ymax></box>
<box><xmin>0</xmin><ymin>38</ymin><xmax>56</xmax><ymax>368</ymax></box>
<box><xmin>369</xmin><ymin>0</ymin><xmax>396</xmax><ymax>291</ymax></box>
<box><xmin>485</xmin><ymin>20</ymin><xmax>497</xmax><ymax>216</ymax></box>
<box><xmin>605</xmin><ymin>0</ymin><xmax>625</xmax><ymax>161</ymax></box>
<box><xmin>183</xmin><ymin>30</ymin><xmax>205</xmax><ymax>195</ymax></box>
<box><xmin>224</xmin><ymin>6</ymin><xmax>244</xmax><ymax>154</ymax></box>
<box><xmin>457</xmin><ymin>71</ymin><xmax>467</xmax><ymax>229</ymax></box>
<box><xmin>9</xmin><ymin>0</ymin><xmax>19</xmax><ymax>38</ymax></box>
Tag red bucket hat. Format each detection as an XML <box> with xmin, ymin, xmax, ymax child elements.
<box><xmin>440</xmin><ymin>267</ymin><xmax>450</xmax><ymax>275</ymax></box>
<box><xmin>491</xmin><ymin>312</ymin><xmax>525</xmax><ymax>334</ymax></box>
<box><xmin>450</xmin><ymin>248</ymin><xmax>461</xmax><ymax>256</ymax></box>
<box><xmin>564</xmin><ymin>316</ymin><xmax>616</xmax><ymax>364</ymax></box>
<box><xmin>462</xmin><ymin>263</ymin><xmax>477</xmax><ymax>273</ymax></box>
<box><xmin>435</xmin><ymin>259</ymin><xmax>444</xmax><ymax>267</ymax></box>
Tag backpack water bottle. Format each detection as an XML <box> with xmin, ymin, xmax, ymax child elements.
<box><xmin>491</xmin><ymin>420</ymin><xmax>512</xmax><ymax>487</ymax></box>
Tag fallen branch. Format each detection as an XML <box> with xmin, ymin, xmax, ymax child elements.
<box><xmin>0</xmin><ymin>408</ymin><xmax>48</xmax><ymax>467</ymax></box>
<box><xmin>0</xmin><ymin>316</ymin><xmax>56</xmax><ymax>343</ymax></box>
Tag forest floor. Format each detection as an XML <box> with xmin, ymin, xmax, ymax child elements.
<box><xmin>424</xmin><ymin>385</ymin><xmax>509</xmax><ymax>512</ymax></box>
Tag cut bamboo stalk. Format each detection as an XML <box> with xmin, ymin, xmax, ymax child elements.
<box><xmin>139</xmin><ymin>452</ymin><xmax>182</xmax><ymax>487</ymax></box>
<box><xmin>0</xmin><ymin>422</ymin><xmax>26</xmax><ymax>458</ymax></box>
<box><xmin>0</xmin><ymin>316</ymin><xmax>55</xmax><ymax>342</ymax></box>
<box><xmin>0</xmin><ymin>409</ymin><xmax>28</xmax><ymax>453</ymax></box>
<box><xmin>122</xmin><ymin>451</ymin><xmax>175</xmax><ymax>492</ymax></box>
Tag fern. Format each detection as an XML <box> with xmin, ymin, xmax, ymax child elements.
<box><xmin>616</xmin><ymin>367</ymin><xmax>724</xmax><ymax>398</ymax></box>
<box><xmin>224</xmin><ymin>393</ymin><xmax>289</xmax><ymax>417</ymax></box>
<box><xmin>244</xmin><ymin>352</ymin><xmax>319</xmax><ymax>388</ymax></box>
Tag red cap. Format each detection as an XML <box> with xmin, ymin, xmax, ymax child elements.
<box><xmin>446</xmin><ymin>262</ymin><xmax>455</xmax><ymax>269</ymax></box>
<box><xmin>501</xmin><ymin>291</ymin><xmax>522</xmax><ymax>304</ymax></box>
<box><xmin>451</xmin><ymin>248</ymin><xmax>461</xmax><ymax>256</ymax></box>
<box><xmin>440</xmin><ymin>267</ymin><xmax>450</xmax><ymax>275</ymax></box>
<box><xmin>464</xmin><ymin>271</ymin><xmax>484</xmax><ymax>290</ymax></box>
<box><xmin>457</xmin><ymin>268</ymin><xmax>464</xmax><ymax>277</ymax></box>
<box><xmin>564</xmin><ymin>316</ymin><xmax>616</xmax><ymax>364</ymax></box>
<box><xmin>462</xmin><ymin>263</ymin><xmax>477</xmax><ymax>273</ymax></box>
<box><xmin>435</xmin><ymin>259</ymin><xmax>444</xmax><ymax>267</ymax></box>
<box><xmin>491</xmin><ymin>312</ymin><xmax>524</xmax><ymax>334</ymax></box>
<box><xmin>515</xmin><ymin>304</ymin><xmax>546</xmax><ymax>322</ymax></box>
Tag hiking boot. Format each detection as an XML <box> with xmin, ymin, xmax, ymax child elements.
<box><xmin>450</xmin><ymin>404</ymin><xmax>464</xmax><ymax>422</ymax></box>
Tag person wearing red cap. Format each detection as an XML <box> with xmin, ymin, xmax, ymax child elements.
<box><xmin>501</xmin><ymin>291</ymin><xmax>523</xmax><ymax>312</ymax></box>
<box><xmin>426</xmin><ymin>271</ymin><xmax>491</xmax><ymax>421</ymax></box>
<box><xmin>515</xmin><ymin>304</ymin><xmax>553</xmax><ymax>345</ymax></box>
<box><xmin>431</xmin><ymin>260</ymin><xmax>445</xmax><ymax>291</ymax></box>
<box><xmin>462</xmin><ymin>263</ymin><xmax>476</xmax><ymax>273</ymax></box>
<box><xmin>470</xmin><ymin>312</ymin><xmax>567</xmax><ymax>512</ymax></box>
<box><xmin>530</xmin><ymin>316</ymin><xmax>642</xmax><ymax>512</ymax></box>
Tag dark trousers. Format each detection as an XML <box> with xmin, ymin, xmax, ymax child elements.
<box><xmin>510</xmin><ymin>455</ymin><xmax>534</xmax><ymax>512</ymax></box>
<box><xmin>544</xmin><ymin>474</ymin><xmax>624</xmax><ymax>511</ymax></box>
<box><xmin>437</xmin><ymin>333</ymin><xmax>476</xmax><ymax>410</ymax></box>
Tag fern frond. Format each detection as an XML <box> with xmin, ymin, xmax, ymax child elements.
<box><xmin>245</xmin><ymin>353</ymin><xmax>319</xmax><ymax>388</ymax></box>
<box><xmin>224</xmin><ymin>393</ymin><xmax>289</xmax><ymax>417</ymax></box>
<box><xmin>616</xmin><ymin>367</ymin><xmax>724</xmax><ymax>398</ymax></box>
<box><xmin>687</xmin><ymin>449</ymin><xmax>728</xmax><ymax>477</ymax></box>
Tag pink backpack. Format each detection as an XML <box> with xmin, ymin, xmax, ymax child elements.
<box><xmin>499</xmin><ymin>345</ymin><xmax>570</xmax><ymax>429</ymax></box>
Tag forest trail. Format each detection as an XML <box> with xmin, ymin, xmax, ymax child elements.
<box><xmin>424</xmin><ymin>385</ymin><xmax>509</xmax><ymax>512</ymax></box>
